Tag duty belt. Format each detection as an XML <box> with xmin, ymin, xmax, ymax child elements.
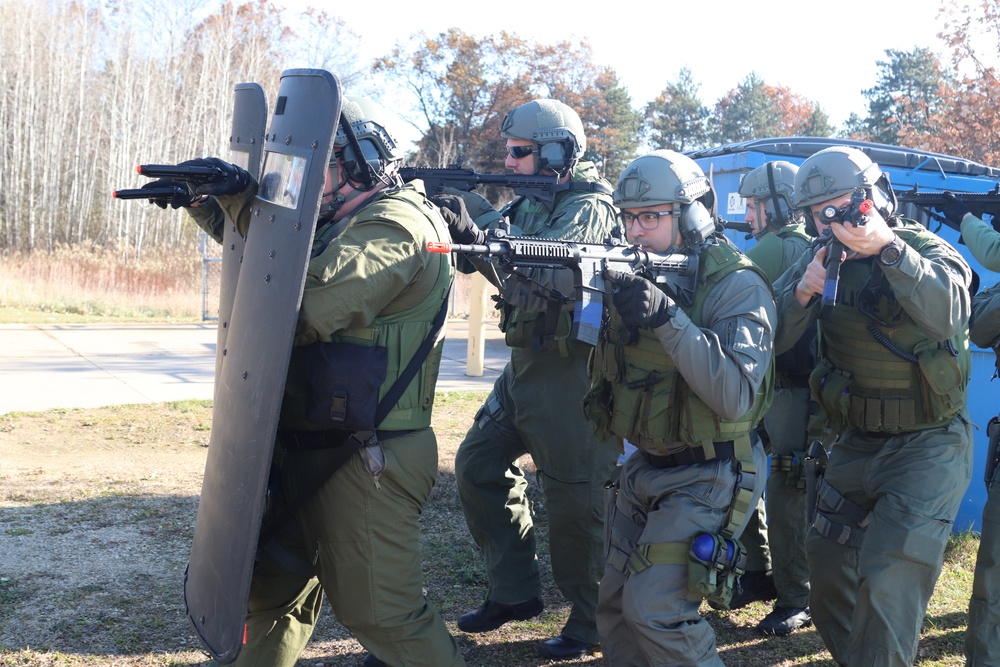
<box><xmin>277</xmin><ymin>428</ymin><xmax>415</xmax><ymax>450</ymax></box>
<box><xmin>647</xmin><ymin>441</ymin><xmax>735</xmax><ymax>468</ymax></box>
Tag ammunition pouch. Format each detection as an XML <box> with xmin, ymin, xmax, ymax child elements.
<box><xmin>770</xmin><ymin>449</ymin><xmax>808</xmax><ymax>491</ymax></box>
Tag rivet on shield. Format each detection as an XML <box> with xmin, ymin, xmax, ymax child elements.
<box><xmin>254</xmin><ymin>208</ymin><xmax>260</xmax><ymax>216</ymax></box>
<box><xmin>285</xmin><ymin>136</ymin><xmax>291</xmax><ymax>145</ymax></box>
<box><xmin>269</xmin><ymin>214</ymin><xmax>275</xmax><ymax>223</ymax></box>
<box><xmin>242</xmin><ymin>371</ymin><xmax>248</xmax><ymax>380</ymax></box>
<box><xmin>200</xmin><ymin>615</ymin><xmax>206</xmax><ymax>625</ymax></box>
<box><xmin>229</xmin><ymin>243</ymin><xmax>235</xmax><ymax>251</ymax></box>
<box><xmin>234</xmin><ymin>135</ymin><xmax>240</xmax><ymax>143</ymax></box>
<box><xmin>311</xmin><ymin>141</ymin><xmax>318</xmax><ymax>149</ymax></box>
<box><xmin>269</xmin><ymin>250</ymin><xmax>276</xmax><ymax>259</ymax></box>
<box><xmin>222</xmin><ymin>347</ymin><xmax>227</xmax><ymax>355</ymax></box>
<box><xmin>264</xmin><ymin>274</ymin><xmax>271</xmax><ymax>283</ymax></box>
<box><xmin>294</xmin><ymin>222</ymin><xmax>302</xmax><ymax>231</ymax></box>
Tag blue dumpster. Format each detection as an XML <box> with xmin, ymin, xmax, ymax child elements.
<box><xmin>689</xmin><ymin>137</ymin><xmax>1000</xmax><ymax>532</ymax></box>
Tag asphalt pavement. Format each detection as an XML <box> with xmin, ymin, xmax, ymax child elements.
<box><xmin>0</xmin><ymin>319</ymin><xmax>508</xmax><ymax>415</ymax></box>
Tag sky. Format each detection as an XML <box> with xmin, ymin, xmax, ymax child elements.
<box><xmin>277</xmin><ymin>0</ymin><xmax>969</xmax><ymax>132</ymax></box>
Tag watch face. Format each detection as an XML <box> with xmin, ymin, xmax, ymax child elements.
<box><xmin>880</xmin><ymin>242</ymin><xmax>902</xmax><ymax>265</ymax></box>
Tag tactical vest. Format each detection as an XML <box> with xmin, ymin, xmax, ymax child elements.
<box><xmin>809</xmin><ymin>224</ymin><xmax>969</xmax><ymax>434</ymax></box>
<box><xmin>286</xmin><ymin>185</ymin><xmax>454</xmax><ymax>432</ymax></box>
<box><xmin>499</xmin><ymin>163</ymin><xmax>618</xmax><ymax>355</ymax></box>
<box><xmin>587</xmin><ymin>241</ymin><xmax>774</xmax><ymax>454</ymax></box>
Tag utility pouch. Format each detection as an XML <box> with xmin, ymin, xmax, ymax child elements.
<box><xmin>582</xmin><ymin>380</ymin><xmax>614</xmax><ymax>442</ymax></box>
<box><xmin>809</xmin><ymin>362</ymin><xmax>852</xmax><ymax>432</ymax></box>
<box><xmin>303</xmin><ymin>341</ymin><xmax>388</xmax><ymax>430</ymax></box>
<box><xmin>687</xmin><ymin>532</ymin><xmax>746</xmax><ymax>610</ymax></box>
<box><xmin>916</xmin><ymin>344</ymin><xmax>964</xmax><ymax>422</ymax></box>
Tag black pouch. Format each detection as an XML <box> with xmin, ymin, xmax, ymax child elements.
<box><xmin>303</xmin><ymin>341</ymin><xmax>388</xmax><ymax>430</ymax></box>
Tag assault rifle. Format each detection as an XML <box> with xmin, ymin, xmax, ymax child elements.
<box><xmin>895</xmin><ymin>185</ymin><xmax>1000</xmax><ymax>232</ymax></box>
<box><xmin>817</xmin><ymin>186</ymin><xmax>874</xmax><ymax>314</ymax></box>
<box><xmin>112</xmin><ymin>163</ymin><xmax>227</xmax><ymax>200</ymax></box>
<box><xmin>399</xmin><ymin>166</ymin><xmax>611</xmax><ymax>210</ymax></box>
<box><xmin>427</xmin><ymin>229</ymin><xmax>697</xmax><ymax>346</ymax></box>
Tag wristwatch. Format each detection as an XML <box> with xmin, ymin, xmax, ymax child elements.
<box><xmin>877</xmin><ymin>234</ymin><xmax>905</xmax><ymax>267</ymax></box>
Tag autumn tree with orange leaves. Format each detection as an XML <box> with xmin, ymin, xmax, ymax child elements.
<box><xmin>904</xmin><ymin>0</ymin><xmax>1000</xmax><ymax>166</ymax></box>
<box><xmin>709</xmin><ymin>73</ymin><xmax>833</xmax><ymax>145</ymax></box>
<box><xmin>373</xmin><ymin>29</ymin><xmax>640</xmax><ymax>183</ymax></box>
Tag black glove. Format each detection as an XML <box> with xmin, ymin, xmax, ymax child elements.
<box><xmin>937</xmin><ymin>191</ymin><xmax>972</xmax><ymax>230</ymax></box>
<box><xmin>605</xmin><ymin>269</ymin><xmax>676</xmax><ymax>328</ymax></box>
<box><xmin>179</xmin><ymin>157</ymin><xmax>252</xmax><ymax>197</ymax></box>
<box><xmin>431</xmin><ymin>193</ymin><xmax>486</xmax><ymax>245</ymax></box>
<box><xmin>141</xmin><ymin>179</ymin><xmax>196</xmax><ymax>209</ymax></box>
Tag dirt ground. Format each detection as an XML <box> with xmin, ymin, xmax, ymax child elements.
<box><xmin>0</xmin><ymin>397</ymin><xmax>973</xmax><ymax>667</ymax></box>
<box><xmin>0</xmin><ymin>402</ymin><xmax>219</xmax><ymax>665</ymax></box>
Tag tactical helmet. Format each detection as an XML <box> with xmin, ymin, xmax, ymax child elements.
<box><xmin>500</xmin><ymin>99</ymin><xmax>586</xmax><ymax>176</ymax></box>
<box><xmin>738</xmin><ymin>160</ymin><xmax>802</xmax><ymax>234</ymax></box>
<box><xmin>792</xmin><ymin>146</ymin><xmax>896</xmax><ymax>232</ymax></box>
<box><xmin>614</xmin><ymin>149</ymin><xmax>716</xmax><ymax>250</ymax></box>
<box><xmin>333</xmin><ymin>96</ymin><xmax>404</xmax><ymax>190</ymax></box>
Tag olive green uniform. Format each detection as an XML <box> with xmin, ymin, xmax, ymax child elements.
<box><xmin>587</xmin><ymin>239</ymin><xmax>775</xmax><ymax>666</ymax></box>
<box><xmin>192</xmin><ymin>182</ymin><xmax>464</xmax><ymax>667</ymax></box>
<box><xmin>962</xmin><ymin>213</ymin><xmax>1000</xmax><ymax>667</ymax></box>
<box><xmin>742</xmin><ymin>224</ymin><xmax>814</xmax><ymax>608</ymax></box>
<box><xmin>454</xmin><ymin>161</ymin><xmax>620</xmax><ymax>646</ymax></box>
<box><xmin>773</xmin><ymin>219</ymin><xmax>974</xmax><ymax>667</ymax></box>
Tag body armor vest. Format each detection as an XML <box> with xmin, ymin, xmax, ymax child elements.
<box><xmin>809</xmin><ymin>223</ymin><xmax>969</xmax><ymax>433</ymax></box>
<box><xmin>286</xmin><ymin>185</ymin><xmax>454</xmax><ymax>432</ymax></box>
<box><xmin>588</xmin><ymin>241</ymin><xmax>773</xmax><ymax>454</ymax></box>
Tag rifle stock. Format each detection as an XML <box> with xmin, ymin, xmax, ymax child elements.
<box><xmin>428</xmin><ymin>231</ymin><xmax>697</xmax><ymax>346</ymax></box>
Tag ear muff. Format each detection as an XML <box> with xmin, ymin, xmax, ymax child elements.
<box><xmin>764</xmin><ymin>197</ymin><xmax>792</xmax><ymax>226</ymax></box>
<box><xmin>677</xmin><ymin>200</ymin><xmax>715</xmax><ymax>247</ymax></box>
<box><xmin>536</xmin><ymin>139</ymin><xmax>575</xmax><ymax>175</ymax></box>
<box><xmin>339</xmin><ymin>139</ymin><xmax>383</xmax><ymax>190</ymax></box>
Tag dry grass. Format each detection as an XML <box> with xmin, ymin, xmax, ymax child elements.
<box><xmin>0</xmin><ymin>393</ymin><xmax>979</xmax><ymax>667</ymax></box>
<box><xmin>0</xmin><ymin>245</ymin><xmax>211</xmax><ymax>322</ymax></box>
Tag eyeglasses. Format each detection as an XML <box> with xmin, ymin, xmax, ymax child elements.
<box><xmin>507</xmin><ymin>145</ymin><xmax>533</xmax><ymax>159</ymax></box>
<box><xmin>619</xmin><ymin>210</ymin><xmax>673</xmax><ymax>230</ymax></box>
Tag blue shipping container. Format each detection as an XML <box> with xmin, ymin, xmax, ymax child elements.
<box><xmin>688</xmin><ymin>137</ymin><xmax>1000</xmax><ymax>532</ymax></box>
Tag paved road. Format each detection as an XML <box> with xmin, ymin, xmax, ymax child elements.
<box><xmin>0</xmin><ymin>319</ymin><xmax>508</xmax><ymax>415</ymax></box>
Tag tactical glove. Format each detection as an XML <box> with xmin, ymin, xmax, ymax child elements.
<box><xmin>179</xmin><ymin>157</ymin><xmax>252</xmax><ymax>197</ymax></box>
<box><xmin>141</xmin><ymin>179</ymin><xmax>197</xmax><ymax>209</ymax></box>
<box><xmin>431</xmin><ymin>193</ymin><xmax>486</xmax><ymax>245</ymax></box>
<box><xmin>937</xmin><ymin>191</ymin><xmax>972</xmax><ymax>230</ymax></box>
<box><xmin>437</xmin><ymin>186</ymin><xmax>504</xmax><ymax>229</ymax></box>
<box><xmin>605</xmin><ymin>269</ymin><xmax>676</xmax><ymax>328</ymax></box>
